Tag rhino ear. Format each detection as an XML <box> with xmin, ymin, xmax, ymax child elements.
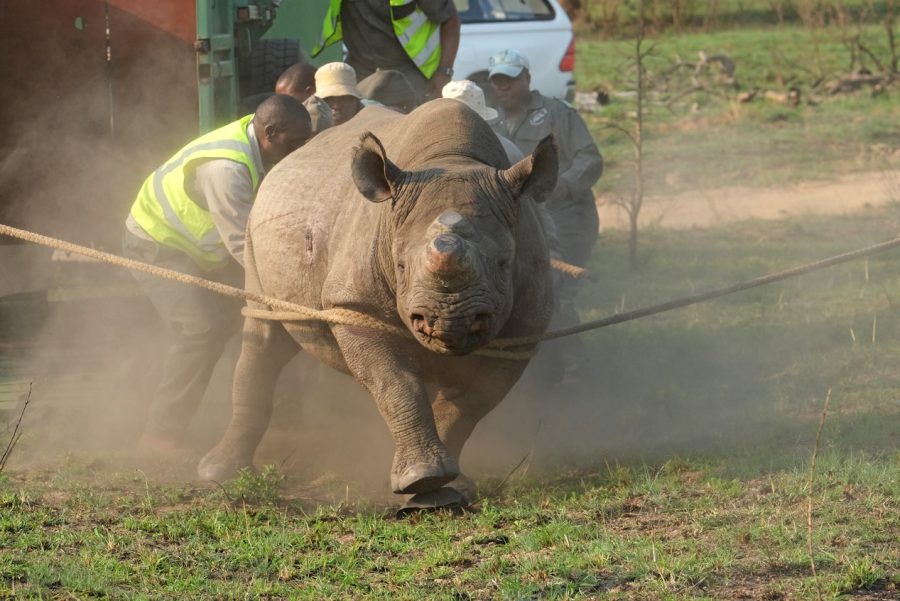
<box><xmin>499</xmin><ymin>135</ymin><xmax>558</xmax><ymax>203</ymax></box>
<box><xmin>351</xmin><ymin>132</ymin><xmax>401</xmax><ymax>203</ymax></box>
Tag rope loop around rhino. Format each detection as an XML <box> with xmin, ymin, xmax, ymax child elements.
<box><xmin>0</xmin><ymin>223</ymin><xmax>538</xmax><ymax>359</ymax></box>
<box><xmin>5</xmin><ymin>223</ymin><xmax>900</xmax><ymax>359</ymax></box>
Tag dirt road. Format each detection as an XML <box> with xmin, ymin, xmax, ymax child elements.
<box><xmin>597</xmin><ymin>169</ymin><xmax>900</xmax><ymax>230</ymax></box>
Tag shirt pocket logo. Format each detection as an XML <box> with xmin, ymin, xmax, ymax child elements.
<box><xmin>529</xmin><ymin>108</ymin><xmax>548</xmax><ymax>126</ymax></box>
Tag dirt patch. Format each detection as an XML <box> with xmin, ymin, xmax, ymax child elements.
<box><xmin>598</xmin><ymin>170</ymin><xmax>900</xmax><ymax>231</ymax></box>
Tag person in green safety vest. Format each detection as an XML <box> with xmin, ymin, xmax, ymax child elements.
<box><xmin>312</xmin><ymin>0</ymin><xmax>460</xmax><ymax>102</ymax></box>
<box><xmin>122</xmin><ymin>95</ymin><xmax>313</xmax><ymax>458</ymax></box>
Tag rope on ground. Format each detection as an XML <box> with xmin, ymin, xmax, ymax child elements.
<box><xmin>5</xmin><ymin>223</ymin><xmax>900</xmax><ymax>357</ymax></box>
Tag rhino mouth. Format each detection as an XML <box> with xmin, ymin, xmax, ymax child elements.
<box><xmin>410</xmin><ymin>312</ymin><xmax>493</xmax><ymax>355</ymax></box>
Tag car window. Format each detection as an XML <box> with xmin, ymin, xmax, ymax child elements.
<box><xmin>455</xmin><ymin>0</ymin><xmax>555</xmax><ymax>23</ymax></box>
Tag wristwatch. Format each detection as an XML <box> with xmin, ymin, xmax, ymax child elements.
<box><xmin>436</xmin><ymin>66</ymin><xmax>454</xmax><ymax>77</ymax></box>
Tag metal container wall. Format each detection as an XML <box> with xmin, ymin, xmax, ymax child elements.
<box><xmin>0</xmin><ymin>0</ymin><xmax>198</xmax><ymax>248</ymax></box>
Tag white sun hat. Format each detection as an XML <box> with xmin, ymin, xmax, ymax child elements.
<box><xmin>441</xmin><ymin>80</ymin><xmax>499</xmax><ymax>121</ymax></box>
<box><xmin>315</xmin><ymin>62</ymin><xmax>362</xmax><ymax>100</ymax></box>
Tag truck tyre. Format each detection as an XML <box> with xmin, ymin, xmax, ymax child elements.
<box><xmin>242</xmin><ymin>38</ymin><xmax>306</xmax><ymax>98</ymax></box>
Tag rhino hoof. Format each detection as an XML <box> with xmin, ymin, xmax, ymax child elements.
<box><xmin>397</xmin><ymin>487</ymin><xmax>467</xmax><ymax>516</ymax></box>
<box><xmin>393</xmin><ymin>462</ymin><xmax>457</xmax><ymax>494</ymax></box>
<box><xmin>446</xmin><ymin>474</ymin><xmax>477</xmax><ymax>505</ymax></box>
<box><xmin>197</xmin><ymin>449</ymin><xmax>252</xmax><ymax>483</ymax></box>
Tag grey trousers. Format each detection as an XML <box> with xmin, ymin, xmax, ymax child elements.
<box><xmin>122</xmin><ymin>230</ymin><xmax>243</xmax><ymax>439</ymax></box>
<box><xmin>546</xmin><ymin>198</ymin><xmax>600</xmax><ymax>371</ymax></box>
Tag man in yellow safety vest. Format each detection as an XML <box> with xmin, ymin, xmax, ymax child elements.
<box><xmin>312</xmin><ymin>0</ymin><xmax>460</xmax><ymax>101</ymax></box>
<box><xmin>123</xmin><ymin>94</ymin><xmax>312</xmax><ymax>457</ymax></box>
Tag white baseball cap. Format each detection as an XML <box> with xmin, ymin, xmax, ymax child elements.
<box><xmin>488</xmin><ymin>49</ymin><xmax>530</xmax><ymax>78</ymax></box>
<box><xmin>442</xmin><ymin>80</ymin><xmax>498</xmax><ymax>121</ymax></box>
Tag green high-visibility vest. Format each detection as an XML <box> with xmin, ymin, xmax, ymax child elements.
<box><xmin>312</xmin><ymin>0</ymin><xmax>442</xmax><ymax>78</ymax></box>
<box><xmin>129</xmin><ymin>115</ymin><xmax>260</xmax><ymax>271</ymax></box>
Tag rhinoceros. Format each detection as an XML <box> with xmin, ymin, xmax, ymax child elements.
<box><xmin>198</xmin><ymin>99</ymin><xmax>558</xmax><ymax>504</ymax></box>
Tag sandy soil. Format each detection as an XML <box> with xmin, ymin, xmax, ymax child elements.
<box><xmin>597</xmin><ymin>169</ymin><xmax>900</xmax><ymax>230</ymax></box>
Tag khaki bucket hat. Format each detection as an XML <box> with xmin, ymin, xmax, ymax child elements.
<box><xmin>315</xmin><ymin>62</ymin><xmax>362</xmax><ymax>99</ymax></box>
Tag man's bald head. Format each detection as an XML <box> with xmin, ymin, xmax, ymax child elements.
<box><xmin>274</xmin><ymin>63</ymin><xmax>318</xmax><ymax>102</ymax></box>
<box><xmin>253</xmin><ymin>94</ymin><xmax>312</xmax><ymax>169</ymax></box>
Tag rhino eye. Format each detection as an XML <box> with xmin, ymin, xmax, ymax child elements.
<box><xmin>498</xmin><ymin>259</ymin><xmax>510</xmax><ymax>271</ymax></box>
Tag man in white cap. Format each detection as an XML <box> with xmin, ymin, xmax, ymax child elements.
<box><xmin>441</xmin><ymin>79</ymin><xmax>522</xmax><ymax>163</ymax></box>
<box><xmin>442</xmin><ymin>78</ymin><xmax>562</xmax><ymax>275</ymax></box>
<box><xmin>315</xmin><ymin>62</ymin><xmax>366</xmax><ymax>126</ymax></box>
<box><xmin>488</xmin><ymin>49</ymin><xmax>603</xmax><ymax>384</ymax></box>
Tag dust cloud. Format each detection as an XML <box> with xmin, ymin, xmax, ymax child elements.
<box><xmin>0</xmin><ymin>3</ymin><xmax>199</xmax><ymax>470</ymax></box>
<box><xmin>3</xmin><ymin>5</ymin><xmax>896</xmax><ymax>505</ymax></box>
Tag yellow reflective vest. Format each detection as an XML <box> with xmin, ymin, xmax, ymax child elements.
<box><xmin>313</xmin><ymin>0</ymin><xmax>442</xmax><ymax>78</ymax></box>
<box><xmin>129</xmin><ymin>115</ymin><xmax>260</xmax><ymax>271</ymax></box>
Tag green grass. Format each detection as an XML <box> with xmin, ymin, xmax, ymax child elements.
<box><xmin>1</xmin><ymin>455</ymin><xmax>896</xmax><ymax>598</ymax></box>
<box><xmin>576</xmin><ymin>24</ymin><xmax>899</xmax><ymax>195</ymax></box>
<box><xmin>3</xmin><ymin>206</ymin><xmax>900</xmax><ymax>599</ymax></box>
<box><xmin>574</xmin><ymin>0</ymin><xmax>895</xmax><ymax>36</ymax></box>
<box><xmin>2</xmin><ymin>20</ymin><xmax>899</xmax><ymax>600</ymax></box>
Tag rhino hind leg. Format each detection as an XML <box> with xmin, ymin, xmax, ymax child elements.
<box><xmin>197</xmin><ymin>316</ymin><xmax>300</xmax><ymax>482</ymax></box>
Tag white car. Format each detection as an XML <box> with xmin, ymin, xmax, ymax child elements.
<box><xmin>452</xmin><ymin>0</ymin><xmax>576</xmax><ymax>101</ymax></box>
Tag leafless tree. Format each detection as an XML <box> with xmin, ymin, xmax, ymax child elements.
<box><xmin>607</xmin><ymin>0</ymin><xmax>651</xmax><ymax>269</ymax></box>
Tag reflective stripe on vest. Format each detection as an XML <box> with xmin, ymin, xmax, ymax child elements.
<box><xmin>129</xmin><ymin>115</ymin><xmax>259</xmax><ymax>271</ymax></box>
<box><xmin>389</xmin><ymin>0</ymin><xmax>441</xmax><ymax>76</ymax></box>
<box><xmin>313</xmin><ymin>0</ymin><xmax>441</xmax><ymax>78</ymax></box>
<box><xmin>312</xmin><ymin>0</ymin><xmax>343</xmax><ymax>57</ymax></box>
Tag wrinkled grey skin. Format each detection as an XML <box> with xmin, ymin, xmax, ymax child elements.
<box><xmin>198</xmin><ymin>100</ymin><xmax>558</xmax><ymax>501</ymax></box>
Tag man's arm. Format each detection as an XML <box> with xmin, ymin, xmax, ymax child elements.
<box><xmin>555</xmin><ymin>107</ymin><xmax>603</xmax><ymax>196</ymax></box>
<box><xmin>430</xmin><ymin>13</ymin><xmax>460</xmax><ymax>93</ymax></box>
<box><xmin>194</xmin><ymin>160</ymin><xmax>255</xmax><ymax>266</ymax></box>
<box><xmin>421</xmin><ymin>0</ymin><xmax>460</xmax><ymax>98</ymax></box>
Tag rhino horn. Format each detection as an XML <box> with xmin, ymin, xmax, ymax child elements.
<box><xmin>425</xmin><ymin>233</ymin><xmax>474</xmax><ymax>282</ymax></box>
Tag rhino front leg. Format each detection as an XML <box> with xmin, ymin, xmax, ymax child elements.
<box><xmin>333</xmin><ymin>326</ymin><xmax>458</xmax><ymax>494</ymax></box>
<box><xmin>431</xmin><ymin>358</ymin><xmax>530</xmax><ymax>504</ymax></box>
<box><xmin>198</xmin><ymin>316</ymin><xmax>299</xmax><ymax>482</ymax></box>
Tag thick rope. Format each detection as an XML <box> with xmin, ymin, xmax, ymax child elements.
<box><xmin>0</xmin><ymin>223</ymin><xmax>535</xmax><ymax>359</ymax></box>
<box><xmin>5</xmin><ymin>223</ymin><xmax>900</xmax><ymax>356</ymax></box>
<box><xmin>550</xmin><ymin>257</ymin><xmax>588</xmax><ymax>279</ymax></box>
<box><xmin>490</xmin><ymin>234</ymin><xmax>900</xmax><ymax>348</ymax></box>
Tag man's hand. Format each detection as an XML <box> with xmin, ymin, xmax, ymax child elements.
<box><xmin>427</xmin><ymin>71</ymin><xmax>452</xmax><ymax>100</ymax></box>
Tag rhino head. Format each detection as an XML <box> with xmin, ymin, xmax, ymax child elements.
<box><xmin>351</xmin><ymin>131</ymin><xmax>558</xmax><ymax>355</ymax></box>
